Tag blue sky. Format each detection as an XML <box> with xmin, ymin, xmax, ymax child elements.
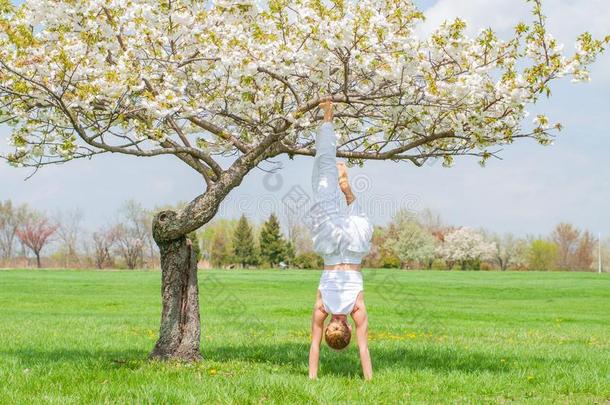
<box><xmin>1</xmin><ymin>0</ymin><xmax>609</xmax><ymax>236</ymax></box>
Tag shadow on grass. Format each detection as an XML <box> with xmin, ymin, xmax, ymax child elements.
<box><xmin>0</xmin><ymin>348</ymin><xmax>149</xmax><ymax>369</ymax></box>
<box><xmin>1</xmin><ymin>343</ymin><xmax>575</xmax><ymax>379</ymax></box>
<box><xmin>203</xmin><ymin>342</ymin><xmax>529</xmax><ymax>378</ymax></box>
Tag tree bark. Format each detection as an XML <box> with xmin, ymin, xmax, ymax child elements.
<box><xmin>149</xmin><ymin>211</ymin><xmax>202</xmax><ymax>362</ymax></box>
<box><xmin>35</xmin><ymin>251</ymin><xmax>41</xmax><ymax>268</ymax></box>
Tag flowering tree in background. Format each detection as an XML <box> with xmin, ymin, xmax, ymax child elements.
<box><xmin>386</xmin><ymin>210</ymin><xmax>436</xmax><ymax>267</ymax></box>
<box><xmin>388</xmin><ymin>220</ymin><xmax>437</xmax><ymax>268</ymax></box>
<box><xmin>438</xmin><ymin>227</ymin><xmax>496</xmax><ymax>269</ymax></box>
<box><xmin>0</xmin><ymin>0</ymin><xmax>606</xmax><ymax>361</ymax></box>
<box><xmin>490</xmin><ymin>232</ymin><xmax>528</xmax><ymax>271</ymax></box>
<box><xmin>16</xmin><ymin>214</ymin><xmax>57</xmax><ymax>268</ymax></box>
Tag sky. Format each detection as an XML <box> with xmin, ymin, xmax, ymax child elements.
<box><xmin>1</xmin><ymin>0</ymin><xmax>609</xmax><ymax>237</ymax></box>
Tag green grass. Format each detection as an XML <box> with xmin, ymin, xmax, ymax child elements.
<box><xmin>0</xmin><ymin>269</ymin><xmax>609</xmax><ymax>404</ymax></box>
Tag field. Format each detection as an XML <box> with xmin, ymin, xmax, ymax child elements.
<box><xmin>0</xmin><ymin>269</ymin><xmax>609</xmax><ymax>404</ymax></box>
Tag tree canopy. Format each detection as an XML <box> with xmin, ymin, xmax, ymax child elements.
<box><xmin>1</xmin><ymin>0</ymin><xmax>606</xmax><ymax>177</ymax></box>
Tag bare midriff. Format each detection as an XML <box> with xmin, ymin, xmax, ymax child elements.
<box><xmin>324</xmin><ymin>263</ymin><xmax>361</xmax><ymax>271</ymax></box>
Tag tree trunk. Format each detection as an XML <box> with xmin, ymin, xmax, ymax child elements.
<box><xmin>146</xmin><ymin>153</ymin><xmax>268</xmax><ymax>362</ymax></box>
<box><xmin>149</xmin><ymin>221</ymin><xmax>201</xmax><ymax>362</ymax></box>
<box><xmin>35</xmin><ymin>252</ymin><xmax>41</xmax><ymax>268</ymax></box>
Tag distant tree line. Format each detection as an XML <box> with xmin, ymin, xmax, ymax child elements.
<box><xmin>0</xmin><ymin>199</ymin><xmax>158</xmax><ymax>269</ymax></box>
<box><xmin>0</xmin><ymin>199</ymin><xmax>606</xmax><ymax>272</ymax></box>
<box><xmin>362</xmin><ymin>208</ymin><xmax>603</xmax><ymax>272</ymax></box>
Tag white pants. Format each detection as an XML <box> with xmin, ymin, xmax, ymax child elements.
<box><xmin>306</xmin><ymin>122</ymin><xmax>373</xmax><ymax>264</ymax></box>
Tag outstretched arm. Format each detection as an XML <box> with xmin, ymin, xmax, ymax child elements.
<box><xmin>352</xmin><ymin>292</ymin><xmax>373</xmax><ymax>380</ymax></box>
<box><xmin>309</xmin><ymin>290</ymin><xmax>328</xmax><ymax>379</ymax></box>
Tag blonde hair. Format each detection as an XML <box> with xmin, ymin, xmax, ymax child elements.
<box><xmin>324</xmin><ymin>318</ymin><xmax>351</xmax><ymax>350</ymax></box>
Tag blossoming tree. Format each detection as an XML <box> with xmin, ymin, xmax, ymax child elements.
<box><xmin>0</xmin><ymin>0</ymin><xmax>606</xmax><ymax>361</ymax></box>
<box><xmin>437</xmin><ymin>227</ymin><xmax>496</xmax><ymax>269</ymax></box>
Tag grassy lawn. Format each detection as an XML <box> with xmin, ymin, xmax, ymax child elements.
<box><xmin>0</xmin><ymin>269</ymin><xmax>609</xmax><ymax>404</ymax></box>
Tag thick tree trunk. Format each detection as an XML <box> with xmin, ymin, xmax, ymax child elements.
<box><xmin>35</xmin><ymin>252</ymin><xmax>41</xmax><ymax>268</ymax></box>
<box><xmin>149</xmin><ymin>216</ymin><xmax>201</xmax><ymax>362</ymax></box>
<box><xmin>147</xmin><ymin>151</ymin><xmax>271</xmax><ymax>362</ymax></box>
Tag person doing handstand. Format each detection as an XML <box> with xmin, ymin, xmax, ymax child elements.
<box><xmin>307</xmin><ymin>98</ymin><xmax>373</xmax><ymax>381</ymax></box>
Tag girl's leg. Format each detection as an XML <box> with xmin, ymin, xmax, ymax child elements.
<box><xmin>309</xmin><ymin>123</ymin><xmax>342</xmax><ymax>231</ymax></box>
<box><xmin>312</xmin><ymin>123</ymin><xmax>341</xmax><ymax>203</ymax></box>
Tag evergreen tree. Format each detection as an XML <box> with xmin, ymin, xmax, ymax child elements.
<box><xmin>259</xmin><ymin>213</ymin><xmax>286</xmax><ymax>267</ymax></box>
<box><xmin>233</xmin><ymin>214</ymin><xmax>257</xmax><ymax>268</ymax></box>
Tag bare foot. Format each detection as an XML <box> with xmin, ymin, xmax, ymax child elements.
<box><xmin>319</xmin><ymin>97</ymin><xmax>333</xmax><ymax>122</ymax></box>
<box><xmin>337</xmin><ymin>162</ymin><xmax>355</xmax><ymax>204</ymax></box>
